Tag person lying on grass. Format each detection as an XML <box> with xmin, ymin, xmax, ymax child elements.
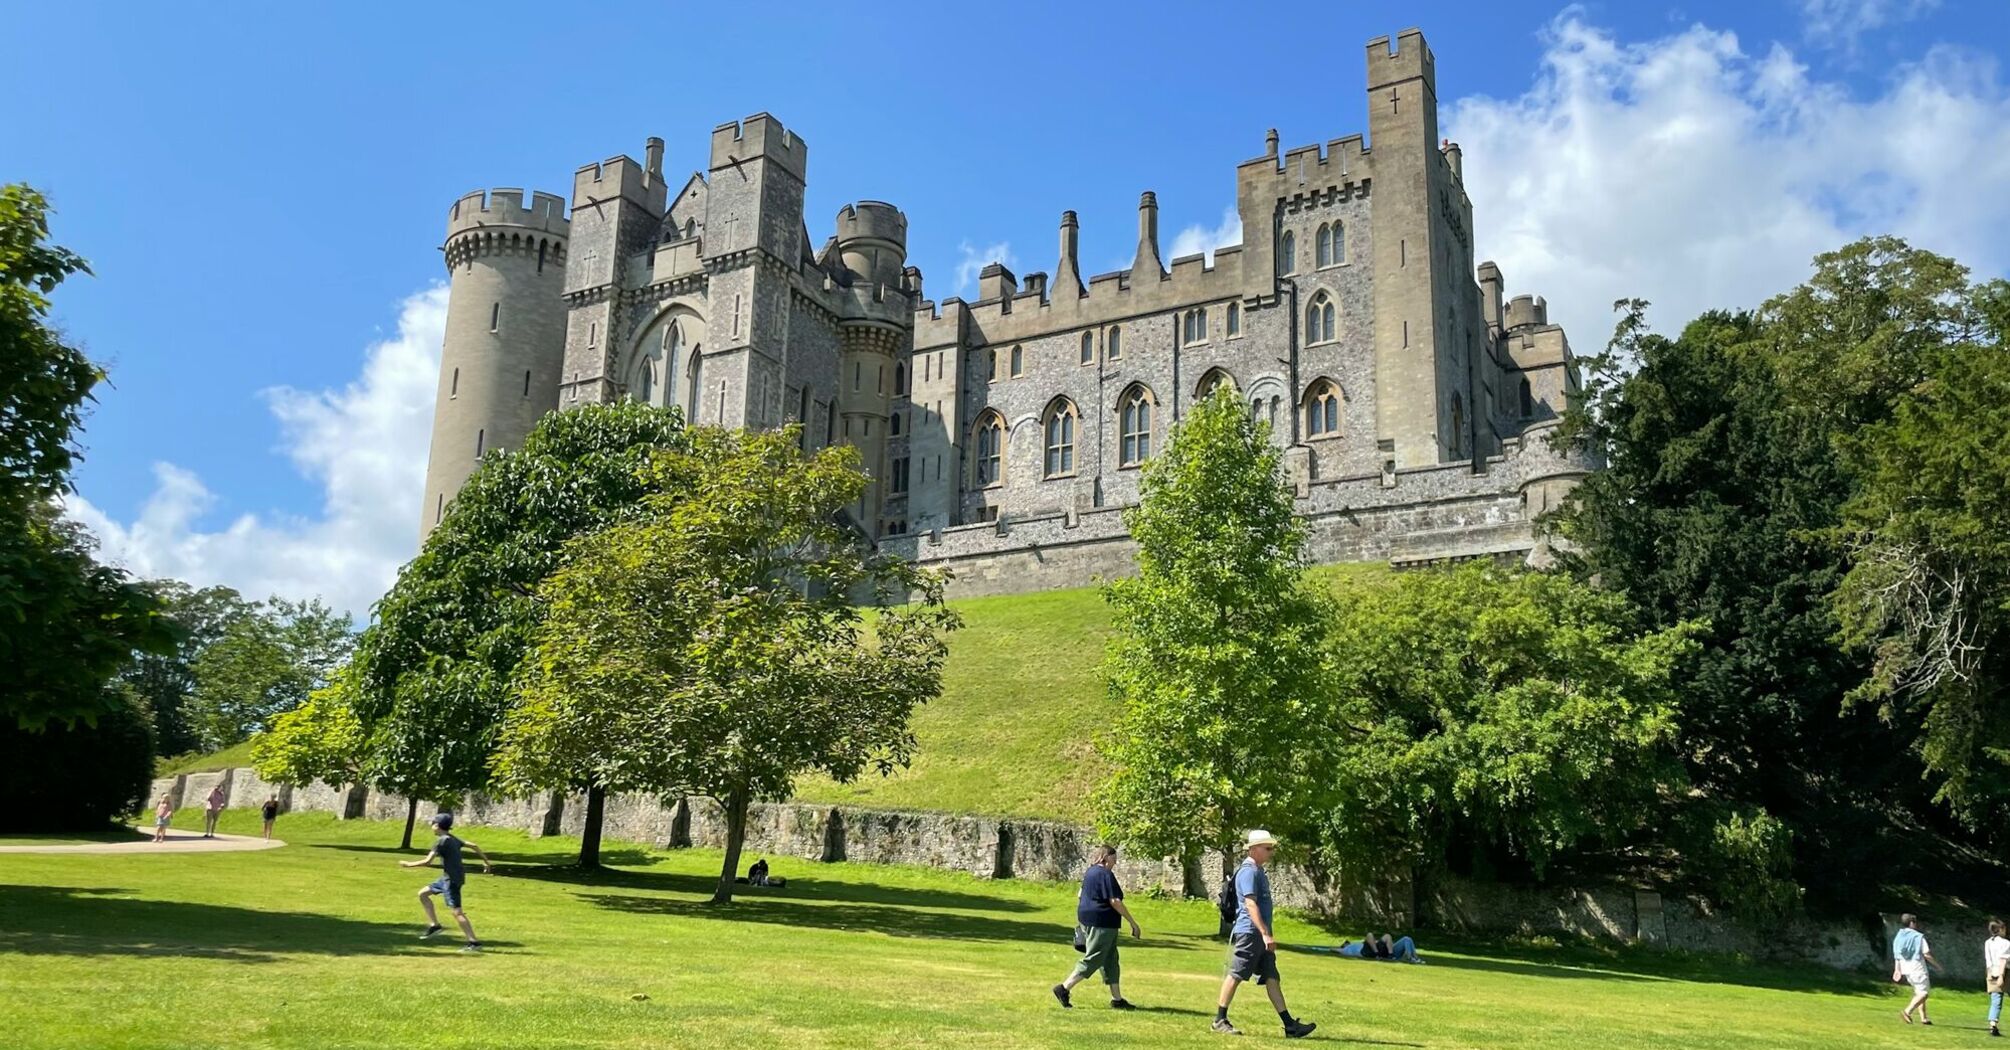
<box><xmin>399</xmin><ymin>812</ymin><xmax>492</xmax><ymax>952</ymax></box>
<box><xmin>1335</xmin><ymin>933</ymin><xmax>1425</xmax><ymax>964</ymax></box>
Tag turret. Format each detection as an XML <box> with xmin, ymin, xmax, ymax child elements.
<box><xmin>835</xmin><ymin>200</ymin><xmax>907</xmax><ymax>289</ymax></box>
<box><xmin>420</xmin><ymin>188</ymin><xmax>570</xmax><ymax>536</ymax></box>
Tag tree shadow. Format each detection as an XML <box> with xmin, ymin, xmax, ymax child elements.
<box><xmin>503</xmin><ymin>861</ymin><xmax>1038</xmax><ymax>913</ymax></box>
<box><xmin>310</xmin><ymin>842</ymin><xmax>657</xmax><ymax>867</ymax></box>
<box><xmin>0</xmin><ymin>885</ymin><xmax>522</xmax><ymax>962</ymax></box>
<box><xmin>579</xmin><ymin>891</ymin><xmax>1129</xmax><ymax>947</ymax></box>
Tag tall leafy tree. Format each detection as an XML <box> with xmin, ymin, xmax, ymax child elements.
<box><xmin>499</xmin><ymin>425</ymin><xmax>957</xmax><ymax>899</ymax></box>
<box><xmin>120</xmin><ymin>582</ymin><xmax>252</xmax><ymax>757</ymax></box>
<box><xmin>186</xmin><ymin>597</ymin><xmax>352</xmax><ymax>750</ymax></box>
<box><xmin>348</xmin><ymin>400</ymin><xmax>687</xmax><ymax>861</ymax></box>
<box><xmin>1093</xmin><ymin>386</ymin><xmax>1334</xmax><ymax>905</ymax></box>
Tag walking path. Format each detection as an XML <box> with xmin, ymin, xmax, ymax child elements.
<box><xmin>0</xmin><ymin>828</ymin><xmax>285</xmax><ymax>854</ymax></box>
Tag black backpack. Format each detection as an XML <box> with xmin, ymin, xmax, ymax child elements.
<box><xmin>1216</xmin><ymin>874</ymin><xmax>1240</xmax><ymax>925</ymax></box>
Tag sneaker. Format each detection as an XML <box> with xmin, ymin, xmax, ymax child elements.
<box><xmin>420</xmin><ymin>924</ymin><xmax>444</xmax><ymax>940</ymax></box>
<box><xmin>1212</xmin><ymin>1018</ymin><xmax>1242</xmax><ymax>1036</ymax></box>
<box><xmin>1285</xmin><ymin>1020</ymin><xmax>1318</xmax><ymax>1039</ymax></box>
<box><xmin>1110</xmin><ymin>998</ymin><xmax>1137</xmax><ymax>1010</ymax></box>
<box><xmin>460</xmin><ymin>941</ymin><xmax>482</xmax><ymax>953</ymax></box>
<box><xmin>1052</xmin><ymin>984</ymin><xmax>1071</xmax><ymax>1008</ymax></box>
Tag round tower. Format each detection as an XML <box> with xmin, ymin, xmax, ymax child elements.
<box><xmin>419</xmin><ymin>188</ymin><xmax>570</xmax><ymax>537</ymax></box>
<box><xmin>835</xmin><ymin>200</ymin><xmax>907</xmax><ymax>289</ymax></box>
<box><xmin>833</xmin><ymin>201</ymin><xmax>909</xmax><ymax>533</ymax></box>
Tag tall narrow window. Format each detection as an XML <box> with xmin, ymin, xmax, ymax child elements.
<box><xmin>523</xmin><ymin>370</ymin><xmax>531</xmax><ymax>397</ymax></box>
<box><xmin>891</xmin><ymin>456</ymin><xmax>910</xmax><ymax>494</ymax></box>
<box><xmin>435</xmin><ymin>493</ymin><xmax>443</xmax><ymax>524</ymax></box>
<box><xmin>853</xmin><ymin>362</ymin><xmax>861</xmax><ymax>391</ymax></box>
<box><xmin>450</xmin><ymin>368</ymin><xmax>459</xmax><ymax>398</ymax></box>
<box><xmin>1043</xmin><ymin>399</ymin><xmax>1078</xmax><ymax>478</ymax></box>
<box><xmin>1010</xmin><ymin>345</ymin><xmax>1023</xmax><ymax>377</ymax></box>
<box><xmin>1307</xmin><ymin>294</ymin><xmax>1336</xmax><ymax>343</ymax></box>
<box><xmin>1316</xmin><ymin>224</ymin><xmax>1332</xmax><ymax>268</ymax></box>
<box><xmin>1279</xmin><ymin>230</ymin><xmax>1296</xmax><ymax>274</ymax></box>
<box><xmin>1080</xmin><ymin>331</ymin><xmax>1094</xmax><ymax>364</ymax></box>
<box><xmin>986</xmin><ymin>349</ymin><xmax>997</xmax><ymax>381</ymax></box>
<box><xmin>891</xmin><ymin>409</ymin><xmax>903</xmax><ymax>436</ymax></box>
<box><xmin>974</xmin><ymin>412</ymin><xmax>1005</xmax><ymax>485</ymax></box>
<box><xmin>588</xmin><ymin>322</ymin><xmax>597</xmax><ymax>348</ymax></box>
<box><xmin>1331</xmin><ymin>220</ymin><xmax>1345</xmax><ymax>264</ymax></box>
<box><xmin>1304</xmin><ymin>379</ymin><xmax>1342</xmax><ymax>438</ymax></box>
<box><xmin>1519</xmin><ymin>377</ymin><xmax>1534</xmax><ymax>418</ymax></box>
<box><xmin>1450</xmin><ymin>393</ymin><xmax>1466</xmax><ymax>457</ymax></box>
<box><xmin>475</xmin><ymin>428</ymin><xmax>484</xmax><ymax>458</ymax></box>
<box><xmin>637</xmin><ymin>359</ymin><xmax>654</xmax><ymax>403</ymax></box>
<box><xmin>1107</xmin><ymin>326</ymin><xmax>1122</xmax><ymax>359</ymax></box>
<box><xmin>1227</xmin><ymin>301</ymin><xmax>1240</xmax><ymax>336</ymax></box>
<box><xmin>490</xmin><ymin>302</ymin><xmax>500</xmax><ymax>332</ymax></box>
<box><xmin>895</xmin><ymin>363</ymin><xmax>906</xmax><ymax>395</ymax></box>
<box><xmin>1119</xmin><ymin>386</ymin><xmax>1154</xmax><ymax>465</ymax></box>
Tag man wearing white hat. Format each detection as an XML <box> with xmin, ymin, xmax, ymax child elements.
<box><xmin>1214</xmin><ymin>829</ymin><xmax>1316</xmax><ymax>1038</ymax></box>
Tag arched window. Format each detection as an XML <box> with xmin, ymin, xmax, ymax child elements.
<box><xmin>891</xmin><ymin>409</ymin><xmax>903</xmax><ymax>436</ymax></box>
<box><xmin>1196</xmin><ymin>368</ymin><xmax>1238</xmax><ymax>401</ymax></box>
<box><xmin>1330</xmin><ymin>220</ymin><xmax>1345</xmax><ymax>264</ymax></box>
<box><xmin>1519</xmin><ymin>377</ymin><xmax>1534</xmax><ymax>418</ymax></box>
<box><xmin>986</xmin><ymin>348</ymin><xmax>998</xmax><ymax>382</ymax></box>
<box><xmin>1449</xmin><ymin>393</ymin><xmax>1466</xmax><ymax>457</ymax></box>
<box><xmin>1080</xmin><ymin>331</ymin><xmax>1094</xmax><ymax>364</ymax></box>
<box><xmin>450</xmin><ymin>368</ymin><xmax>459</xmax><ymax>398</ymax></box>
<box><xmin>894</xmin><ymin>363</ymin><xmax>906</xmax><ymax>394</ymax></box>
<box><xmin>1226</xmin><ymin>301</ymin><xmax>1240</xmax><ymax>336</ymax></box>
<box><xmin>973</xmin><ymin>412</ymin><xmax>1005</xmax><ymax>486</ymax></box>
<box><xmin>1118</xmin><ymin>386</ymin><xmax>1155</xmax><ymax>466</ymax></box>
<box><xmin>1304</xmin><ymin>378</ymin><xmax>1342</xmax><ymax>438</ymax></box>
<box><xmin>1043</xmin><ymin>399</ymin><xmax>1078</xmax><ymax>477</ymax></box>
<box><xmin>1316</xmin><ymin>224</ymin><xmax>1332</xmax><ymax>268</ymax></box>
<box><xmin>637</xmin><ymin>359</ymin><xmax>655</xmax><ymax>403</ymax></box>
<box><xmin>1307</xmin><ymin>294</ymin><xmax>1337</xmax><ymax>344</ymax></box>
<box><xmin>1010</xmin><ymin>345</ymin><xmax>1024</xmax><ymax>377</ymax></box>
<box><xmin>1279</xmin><ymin>230</ymin><xmax>1296</xmax><ymax>274</ymax></box>
<box><xmin>1107</xmin><ymin>325</ymin><xmax>1122</xmax><ymax>359</ymax></box>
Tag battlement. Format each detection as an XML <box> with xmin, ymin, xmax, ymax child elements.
<box><xmin>836</xmin><ymin>200</ymin><xmax>907</xmax><ymax>247</ymax></box>
<box><xmin>446</xmin><ymin>188</ymin><xmax>569</xmax><ymax>239</ymax></box>
<box><xmin>1366</xmin><ymin>27</ymin><xmax>1435</xmax><ymax>93</ymax></box>
<box><xmin>1238</xmin><ymin>134</ymin><xmax>1371</xmax><ymax>184</ymax></box>
<box><xmin>572</xmin><ymin>153</ymin><xmax>661</xmax><ymax>209</ymax></box>
<box><xmin>711</xmin><ymin>113</ymin><xmax>808</xmax><ymax>179</ymax></box>
<box><xmin>1505</xmin><ymin>293</ymin><xmax>1550</xmax><ymax>330</ymax></box>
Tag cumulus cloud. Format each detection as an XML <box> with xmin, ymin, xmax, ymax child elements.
<box><xmin>1169</xmin><ymin>206</ymin><xmax>1243</xmax><ymax>264</ymax></box>
<box><xmin>1801</xmin><ymin>0</ymin><xmax>1938</xmax><ymax>52</ymax></box>
<box><xmin>67</xmin><ymin>285</ymin><xmax>447</xmax><ymax>622</ymax></box>
<box><xmin>952</xmin><ymin>239</ymin><xmax>1016</xmax><ymax>295</ymax></box>
<box><xmin>1445</xmin><ymin>13</ymin><xmax>2010</xmax><ymax>352</ymax></box>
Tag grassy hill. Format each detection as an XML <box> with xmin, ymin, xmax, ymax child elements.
<box><xmin>166</xmin><ymin>564</ymin><xmax>1389</xmax><ymax>823</ymax></box>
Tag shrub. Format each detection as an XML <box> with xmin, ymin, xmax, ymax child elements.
<box><xmin>0</xmin><ymin>690</ymin><xmax>155</xmax><ymax>831</ymax></box>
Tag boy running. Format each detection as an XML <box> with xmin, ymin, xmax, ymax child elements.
<box><xmin>399</xmin><ymin>812</ymin><xmax>492</xmax><ymax>952</ymax></box>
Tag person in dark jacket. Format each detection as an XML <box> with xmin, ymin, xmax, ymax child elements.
<box><xmin>1052</xmin><ymin>844</ymin><xmax>1142</xmax><ymax>1010</ymax></box>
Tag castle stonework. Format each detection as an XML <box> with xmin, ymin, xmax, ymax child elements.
<box><xmin>420</xmin><ymin>29</ymin><xmax>1594</xmax><ymax>596</ymax></box>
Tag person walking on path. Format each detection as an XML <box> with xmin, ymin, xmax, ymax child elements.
<box><xmin>1214</xmin><ymin>830</ymin><xmax>1316</xmax><ymax>1038</ymax></box>
<box><xmin>1894</xmin><ymin>913</ymin><xmax>1943</xmax><ymax>1025</ymax></box>
<box><xmin>1053</xmin><ymin>844</ymin><xmax>1142</xmax><ymax>1011</ymax></box>
<box><xmin>260</xmin><ymin>795</ymin><xmax>280</xmax><ymax>840</ymax></box>
<box><xmin>201</xmin><ymin>782</ymin><xmax>226</xmax><ymax>838</ymax></box>
<box><xmin>1985</xmin><ymin>919</ymin><xmax>2009</xmax><ymax>1037</ymax></box>
<box><xmin>151</xmin><ymin>794</ymin><xmax>173</xmax><ymax>843</ymax></box>
<box><xmin>400</xmin><ymin>812</ymin><xmax>492</xmax><ymax>952</ymax></box>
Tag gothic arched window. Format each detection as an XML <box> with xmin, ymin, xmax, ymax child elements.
<box><xmin>1279</xmin><ymin>230</ymin><xmax>1296</xmax><ymax>274</ymax></box>
<box><xmin>1450</xmin><ymin>393</ymin><xmax>1466</xmax><ymax>458</ymax></box>
<box><xmin>1330</xmin><ymin>220</ymin><xmax>1345</xmax><ymax>264</ymax></box>
<box><xmin>1010</xmin><ymin>345</ymin><xmax>1024</xmax><ymax>377</ymax></box>
<box><xmin>1107</xmin><ymin>325</ymin><xmax>1123</xmax><ymax>359</ymax></box>
<box><xmin>1080</xmin><ymin>331</ymin><xmax>1094</xmax><ymax>365</ymax></box>
<box><xmin>1118</xmin><ymin>385</ymin><xmax>1155</xmax><ymax>466</ymax></box>
<box><xmin>1307</xmin><ymin>293</ymin><xmax>1337</xmax><ymax>344</ymax></box>
<box><xmin>1316</xmin><ymin>224</ymin><xmax>1332</xmax><ymax>268</ymax></box>
<box><xmin>973</xmin><ymin>411</ymin><xmax>1005</xmax><ymax>486</ymax></box>
<box><xmin>1519</xmin><ymin>377</ymin><xmax>1534</xmax><ymax>418</ymax></box>
<box><xmin>1196</xmin><ymin>368</ymin><xmax>1238</xmax><ymax>401</ymax></box>
<box><xmin>1227</xmin><ymin>301</ymin><xmax>1240</xmax><ymax>336</ymax></box>
<box><xmin>637</xmin><ymin>359</ymin><xmax>655</xmax><ymax>404</ymax></box>
<box><xmin>1304</xmin><ymin>378</ymin><xmax>1342</xmax><ymax>438</ymax></box>
<box><xmin>1043</xmin><ymin>399</ymin><xmax>1078</xmax><ymax>477</ymax></box>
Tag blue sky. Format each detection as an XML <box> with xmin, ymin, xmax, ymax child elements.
<box><xmin>7</xmin><ymin>0</ymin><xmax>2009</xmax><ymax>617</ymax></box>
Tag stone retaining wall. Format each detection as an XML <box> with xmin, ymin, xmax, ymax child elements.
<box><xmin>161</xmin><ymin>769</ymin><xmax>1928</xmax><ymax>978</ymax></box>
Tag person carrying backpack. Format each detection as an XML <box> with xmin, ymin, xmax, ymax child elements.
<box><xmin>1213</xmin><ymin>830</ymin><xmax>1316</xmax><ymax>1038</ymax></box>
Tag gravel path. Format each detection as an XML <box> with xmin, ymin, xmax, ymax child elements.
<box><xmin>0</xmin><ymin>827</ymin><xmax>285</xmax><ymax>854</ymax></box>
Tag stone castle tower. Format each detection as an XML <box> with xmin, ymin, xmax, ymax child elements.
<box><xmin>420</xmin><ymin>27</ymin><xmax>1594</xmax><ymax>594</ymax></box>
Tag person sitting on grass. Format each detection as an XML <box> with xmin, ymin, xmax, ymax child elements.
<box><xmin>399</xmin><ymin>812</ymin><xmax>492</xmax><ymax>953</ymax></box>
<box><xmin>1336</xmin><ymin>933</ymin><xmax>1424</xmax><ymax>964</ymax></box>
<box><xmin>748</xmin><ymin>858</ymin><xmax>770</xmax><ymax>887</ymax></box>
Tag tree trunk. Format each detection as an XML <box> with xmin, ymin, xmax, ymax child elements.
<box><xmin>400</xmin><ymin>796</ymin><xmax>418</xmax><ymax>850</ymax></box>
<box><xmin>578</xmin><ymin>783</ymin><xmax>606</xmax><ymax>869</ymax></box>
<box><xmin>712</xmin><ymin>785</ymin><xmax>750</xmax><ymax>904</ymax></box>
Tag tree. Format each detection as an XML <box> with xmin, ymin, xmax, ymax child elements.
<box><xmin>1315</xmin><ymin>564</ymin><xmax>1697</xmax><ymax>883</ymax></box>
<box><xmin>0</xmin><ymin>686</ymin><xmax>154</xmax><ymax>832</ymax></box>
<box><xmin>1093</xmin><ymin>386</ymin><xmax>1335</xmax><ymax>915</ymax></box>
<box><xmin>119</xmin><ymin>582</ymin><xmax>252</xmax><ymax>757</ymax></box>
<box><xmin>498</xmin><ymin>425</ymin><xmax>957</xmax><ymax>900</ymax></box>
<box><xmin>347</xmin><ymin>400</ymin><xmax>688</xmax><ymax>860</ymax></box>
<box><xmin>186</xmin><ymin>597</ymin><xmax>352</xmax><ymax>750</ymax></box>
<box><xmin>0</xmin><ymin>185</ymin><xmax>173</xmax><ymax>729</ymax></box>
<box><xmin>252</xmin><ymin>673</ymin><xmax>367</xmax><ymax>790</ymax></box>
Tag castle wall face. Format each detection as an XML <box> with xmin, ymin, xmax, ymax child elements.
<box><xmin>416</xmin><ymin>27</ymin><xmax>1596</xmax><ymax>594</ymax></box>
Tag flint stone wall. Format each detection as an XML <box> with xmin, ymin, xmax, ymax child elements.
<box><xmin>226</xmin><ymin>769</ymin><xmax>291</xmax><ymax>812</ymax></box>
<box><xmin>181</xmin><ymin>770</ymin><xmax>232</xmax><ymax>810</ymax></box>
<box><xmin>147</xmin><ymin>775</ymin><xmax>185</xmax><ymax>809</ymax></box>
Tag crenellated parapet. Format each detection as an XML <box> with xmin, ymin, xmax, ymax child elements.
<box><xmin>443</xmin><ymin>188</ymin><xmax>570</xmax><ymax>270</ymax></box>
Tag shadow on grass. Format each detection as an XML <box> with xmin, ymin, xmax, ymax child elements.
<box><xmin>311</xmin><ymin>842</ymin><xmax>658</xmax><ymax>867</ymax></box>
<box><xmin>580</xmin><ymin>891</ymin><xmax>1139</xmax><ymax>948</ymax></box>
<box><xmin>0</xmin><ymin>885</ymin><xmax>521</xmax><ymax>962</ymax></box>
<box><xmin>500</xmin><ymin>860</ymin><xmax>1039</xmax><ymax>913</ymax></box>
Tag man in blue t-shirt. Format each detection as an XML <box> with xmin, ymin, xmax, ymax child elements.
<box><xmin>399</xmin><ymin>812</ymin><xmax>493</xmax><ymax>952</ymax></box>
<box><xmin>1053</xmin><ymin>844</ymin><xmax>1142</xmax><ymax>1010</ymax></box>
<box><xmin>1214</xmin><ymin>830</ymin><xmax>1316</xmax><ymax>1038</ymax></box>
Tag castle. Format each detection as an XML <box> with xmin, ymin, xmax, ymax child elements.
<box><xmin>419</xmin><ymin>28</ymin><xmax>1593</xmax><ymax>597</ymax></box>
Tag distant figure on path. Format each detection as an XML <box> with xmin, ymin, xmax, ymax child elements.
<box><xmin>1214</xmin><ymin>830</ymin><xmax>1316</xmax><ymax>1038</ymax></box>
<box><xmin>201</xmin><ymin>782</ymin><xmax>226</xmax><ymax>838</ymax></box>
<box><xmin>400</xmin><ymin>812</ymin><xmax>492</xmax><ymax>952</ymax></box>
<box><xmin>1052</xmin><ymin>844</ymin><xmax>1142</xmax><ymax>1011</ymax></box>
<box><xmin>152</xmin><ymin>794</ymin><xmax>173</xmax><ymax>843</ymax></box>
<box><xmin>260</xmin><ymin>795</ymin><xmax>280</xmax><ymax>840</ymax></box>
<box><xmin>1894</xmin><ymin>912</ymin><xmax>1942</xmax><ymax>1024</ymax></box>
<box><xmin>1985</xmin><ymin>918</ymin><xmax>2008</xmax><ymax>1037</ymax></box>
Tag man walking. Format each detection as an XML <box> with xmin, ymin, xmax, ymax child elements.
<box><xmin>1894</xmin><ymin>912</ymin><xmax>1942</xmax><ymax>1024</ymax></box>
<box><xmin>201</xmin><ymin>782</ymin><xmax>226</xmax><ymax>838</ymax></box>
<box><xmin>1053</xmin><ymin>844</ymin><xmax>1142</xmax><ymax>1011</ymax></box>
<box><xmin>399</xmin><ymin>812</ymin><xmax>492</xmax><ymax>952</ymax></box>
<box><xmin>1215</xmin><ymin>830</ymin><xmax>1315</xmax><ymax>1038</ymax></box>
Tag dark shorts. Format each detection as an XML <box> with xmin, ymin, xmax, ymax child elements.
<box><xmin>1226</xmin><ymin>931</ymin><xmax>1281</xmax><ymax>984</ymax></box>
<box><xmin>426</xmin><ymin>876</ymin><xmax>465</xmax><ymax>909</ymax></box>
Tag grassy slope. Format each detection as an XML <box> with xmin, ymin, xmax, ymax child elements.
<box><xmin>0</xmin><ymin>809</ymin><xmax>1964</xmax><ymax>1050</ymax></box>
<box><xmin>156</xmin><ymin>739</ymin><xmax>255</xmax><ymax>777</ymax></box>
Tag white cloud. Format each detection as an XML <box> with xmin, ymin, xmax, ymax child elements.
<box><xmin>1801</xmin><ymin>0</ymin><xmax>1938</xmax><ymax>52</ymax></box>
<box><xmin>952</xmin><ymin>239</ymin><xmax>1016</xmax><ymax>295</ymax></box>
<box><xmin>67</xmin><ymin>286</ymin><xmax>447</xmax><ymax>622</ymax></box>
<box><xmin>1445</xmin><ymin>13</ymin><xmax>2010</xmax><ymax>353</ymax></box>
<box><xmin>1169</xmin><ymin>206</ymin><xmax>1243</xmax><ymax>264</ymax></box>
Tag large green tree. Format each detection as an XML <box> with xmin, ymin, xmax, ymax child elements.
<box><xmin>119</xmin><ymin>582</ymin><xmax>252</xmax><ymax>757</ymax></box>
<box><xmin>186</xmin><ymin>597</ymin><xmax>351</xmax><ymax>750</ymax></box>
<box><xmin>347</xmin><ymin>400</ymin><xmax>687</xmax><ymax>860</ymax></box>
<box><xmin>499</xmin><ymin>425</ymin><xmax>957</xmax><ymax>900</ymax></box>
<box><xmin>1093</xmin><ymin>386</ymin><xmax>1335</xmax><ymax>904</ymax></box>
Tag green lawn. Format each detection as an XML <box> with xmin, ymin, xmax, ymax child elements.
<box><xmin>0</xmin><ymin>827</ymin><xmax>146</xmax><ymax>847</ymax></box>
<box><xmin>0</xmin><ymin>809</ymin><xmax>1971</xmax><ymax>1049</ymax></box>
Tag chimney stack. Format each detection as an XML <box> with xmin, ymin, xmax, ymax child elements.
<box><xmin>644</xmin><ymin>137</ymin><xmax>665</xmax><ymax>187</ymax></box>
<box><xmin>1056</xmin><ymin>210</ymin><xmax>1083</xmax><ymax>298</ymax></box>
